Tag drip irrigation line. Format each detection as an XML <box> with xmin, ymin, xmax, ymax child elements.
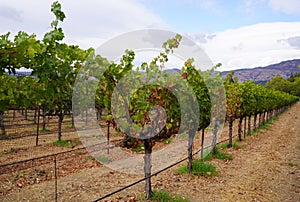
<box><xmin>93</xmin><ymin>117</ymin><xmax>284</xmax><ymax>202</ymax></box>
<box><xmin>0</xmin><ymin>139</ymin><xmax>122</xmax><ymax>168</ymax></box>
<box><xmin>92</xmin><ymin>136</ymin><xmax>236</xmax><ymax>201</ymax></box>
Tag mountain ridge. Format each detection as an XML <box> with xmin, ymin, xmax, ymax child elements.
<box><xmin>221</xmin><ymin>59</ymin><xmax>300</xmax><ymax>85</ymax></box>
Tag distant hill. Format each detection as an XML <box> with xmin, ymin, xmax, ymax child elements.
<box><xmin>221</xmin><ymin>59</ymin><xmax>300</xmax><ymax>85</ymax></box>
<box><xmin>166</xmin><ymin>68</ymin><xmax>181</xmax><ymax>74</ymax></box>
<box><xmin>7</xmin><ymin>59</ymin><xmax>300</xmax><ymax>86</ymax></box>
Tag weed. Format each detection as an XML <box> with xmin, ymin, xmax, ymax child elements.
<box><xmin>234</xmin><ymin>138</ymin><xmax>244</xmax><ymax>143</ymax></box>
<box><xmin>177</xmin><ymin>159</ymin><xmax>218</xmax><ymax>177</ymax></box>
<box><xmin>203</xmin><ymin>147</ymin><xmax>232</xmax><ymax>161</ymax></box>
<box><xmin>30</xmin><ymin>128</ymin><xmax>50</xmax><ymax>133</ymax></box>
<box><xmin>137</xmin><ymin>189</ymin><xmax>189</xmax><ymax>202</ymax></box>
<box><xmin>15</xmin><ymin>171</ymin><xmax>28</xmax><ymax>178</ymax></box>
<box><xmin>259</xmin><ymin>123</ymin><xmax>271</xmax><ymax>130</ymax></box>
<box><xmin>3</xmin><ymin>148</ymin><xmax>17</xmax><ymax>154</ymax></box>
<box><xmin>64</xmin><ymin>125</ymin><xmax>75</xmax><ymax>129</ymax></box>
<box><xmin>92</xmin><ymin>134</ymin><xmax>102</xmax><ymax>140</ymax></box>
<box><xmin>132</xmin><ymin>143</ymin><xmax>144</xmax><ymax>152</ymax></box>
<box><xmin>52</xmin><ymin>139</ymin><xmax>78</xmax><ymax>147</ymax></box>
<box><xmin>214</xmin><ymin>150</ymin><xmax>232</xmax><ymax>160</ymax></box>
<box><xmin>86</xmin><ymin>156</ymin><xmax>94</xmax><ymax>161</ymax></box>
<box><xmin>0</xmin><ymin>134</ymin><xmax>12</xmax><ymax>140</ymax></box>
<box><xmin>287</xmin><ymin>162</ymin><xmax>299</xmax><ymax>167</ymax></box>
<box><xmin>218</xmin><ymin>142</ymin><xmax>240</xmax><ymax>149</ymax></box>
<box><xmin>75</xmin><ymin>151</ymin><xmax>84</xmax><ymax>155</ymax></box>
<box><xmin>247</xmin><ymin>131</ymin><xmax>256</xmax><ymax>137</ymax></box>
<box><xmin>178</xmin><ymin>133</ymin><xmax>189</xmax><ymax>139</ymax></box>
<box><xmin>98</xmin><ymin>155</ymin><xmax>110</xmax><ymax>163</ymax></box>
<box><xmin>164</xmin><ymin>138</ymin><xmax>172</xmax><ymax>144</ymax></box>
<box><xmin>218</xmin><ymin>142</ymin><xmax>241</xmax><ymax>149</ymax></box>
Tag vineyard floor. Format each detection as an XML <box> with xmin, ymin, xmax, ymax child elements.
<box><xmin>1</xmin><ymin>103</ymin><xmax>299</xmax><ymax>201</ymax></box>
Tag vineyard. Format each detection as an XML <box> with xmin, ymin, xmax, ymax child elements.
<box><xmin>1</xmin><ymin>1</ymin><xmax>299</xmax><ymax>202</ymax></box>
<box><xmin>0</xmin><ymin>101</ymin><xmax>299</xmax><ymax>201</ymax></box>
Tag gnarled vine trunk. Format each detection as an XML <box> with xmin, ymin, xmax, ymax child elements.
<box><xmin>244</xmin><ymin>116</ymin><xmax>247</xmax><ymax>138</ymax></box>
<box><xmin>0</xmin><ymin>110</ymin><xmax>5</xmax><ymax>135</ymax></box>
<box><xmin>42</xmin><ymin>106</ymin><xmax>46</xmax><ymax>131</ymax></box>
<box><xmin>238</xmin><ymin>116</ymin><xmax>243</xmax><ymax>141</ymax></box>
<box><xmin>253</xmin><ymin>114</ymin><xmax>257</xmax><ymax>131</ymax></box>
<box><xmin>247</xmin><ymin>115</ymin><xmax>251</xmax><ymax>135</ymax></box>
<box><xmin>188</xmin><ymin>134</ymin><xmax>193</xmax><ymax>173</ymax></box>
<box><xmin>57</xmin><ymin>111</ymin><xmax>64</xmax><ymax>141</ymax></box>
<box><xmin>143</xmin><ymin>139</ymin><xmax>153</xmax><ymax>200</ymax></box>
<box><xmin>200</xmin><ymin>129</ymin><xmax>205</xmax><ymax>160</ymax></box>
<box><xmin>228</xmin><ymin>119</ymin><xmax>233</xmax><ymax>147</ymax></box>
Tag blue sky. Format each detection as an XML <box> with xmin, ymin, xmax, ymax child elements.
<box><xmin>140</xmin><ymin>0</ymin><xmax>300</xmax><ymax>32</ymax></box>
<box><xmin>0</xmin><ymin>0</ymin><xmax>299</xmax><ymax>71</ymax></box>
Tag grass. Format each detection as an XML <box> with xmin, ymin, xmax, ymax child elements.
<box><xmin>178</xmin><ymin>133</ymin><xmax>189</xmax><ymax>139</ymax></box>
<box><xmin>164</xmin><ymin>137</ymin><xmax>172</xmax><ymax>144</ymax></box>
<box><xmin>16</xmin><ymin>171</ymin><xmax>28</xmax><ymax>178</ymax></box>
<box><xmin>75</xmin><ymin>151</ymin><xmax>84</xmax><ymax>155</ymax></box>
<box><xmin>92</xmin><ymin>134</ymin><xmax>102</xmax><ymax>140</ymax></box>
<box><xmin>247</xmin><ymin>131</ymin><xmax>256</xmax><ymax>137</ymax></box>
<box><xmin>0</xmin><ymin>134</ymin><xmax>12</xmax><ymax>140</ymax></box>
<box><xmin>259</xmin><ymin>122</ymin><xmax>272</xmax><ymax>130</ymax></box>
<box><xmin>30</xmin><ymin>128</ymin><xmax>50</xmax><ymax>133</ymax></box>
<box><xmin>218</xmin><ymin>142</ymin><xmax>241</xmax><ymax>149</ymax></box>
<box><xmin>2</xmin><ymin>148</ymin><xmax>18</xmax><ymax>154</ymax></box>
<box><xmin>287</xmin><ymin>162</ymin><xmax>299</xmax><ymax>167</ymax></box>
<box><xmin>214</xmin><ymin>149</ymin><xmax>232</xmax><ymax>160</ymax></box>
<box><xmin>86</xmin><ymin>156</ymin><xmax>94</xmax><ymax>161</ymax></box>
<box><xmin>249</xmin><ymin>115</ymin><xmax>279</xmax><ymax>135</ymax></box>
<box><xmin>64</xmin><ymin>125</ymin><xmax>75</xmax><ymax>129</ymax></box>
<box><xmin>132</xmin><ymin>143</ymin><xmax>144</xmax><ymax>152</ymax></box>
<box><xmin>259</xmin><ymin>115</ymin><xmax>279</xmax><ymax>130</ymax></box>
<box><xmin>51</xmin><ymin>139</ymin><xmax>78</xmax><ymax>147</ymax></box>
<box><xmin>203</xmin><ymin>147</ymin><xmax>232</xmax><ymax>161</ymax></box>
<box><xmin>177</xmin><ymin>159</ymin><xmax>218</xmax><ymax>177</ymax></box>
<box><xmin>137</xmin><ymin>189</ymin><xmax>189</xmax><ymax>202</ymax></box>
<box><xmin>98</xmin><ymin>155</ymin><xmax>110</xmax><ymax>163</ymax></box>
<box><xmin>234</xmin><ymin>137</ymin><xmax>245</xmax><ymax>143</ymax></box>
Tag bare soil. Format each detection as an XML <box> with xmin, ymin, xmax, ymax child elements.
<box><xmin>0</xmin><ymin>103</ymin><xmax>299</xmax><ymax>201</ymax></box>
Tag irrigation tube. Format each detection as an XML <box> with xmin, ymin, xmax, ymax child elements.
<box><xmin>92</xmin><ymin>141</ymin><xmax>223</xmax><ymax>202</ymax></box>
<box><xmin>93</xmin><ymin>113</ymin><xmax>289</xmax><ymax>202</ymax></box>
<box><xmin>0</xmin><ymin>139</ymin><xmax>122</xmax><ymax>168</ymax></box>
<box><xmin>92</xmin><ymin>132</ymin><xmax>242</xmax><ymax>201</ymax></box>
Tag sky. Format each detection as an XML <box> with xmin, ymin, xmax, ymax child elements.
<box><xmin>0</xmin><ymin>0</ymin><xmax>299</xmax><ymax>71</ymax></box>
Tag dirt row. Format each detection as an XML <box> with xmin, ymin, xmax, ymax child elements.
<box><xmin>0</xmin><ymin>103</ymin><xmax>299</xmax><ymax>201</ymax></box>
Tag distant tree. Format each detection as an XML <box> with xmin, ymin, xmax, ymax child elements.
<box><xmin>266</xmin><ymin>76</ymin><xmax>292</xmax><ymax>94</ymax></box>
<box><xmin>267</xmin><ymin>75</ymin><xmax>300</xmax><ymax>97</ymax></box>
<box><xmin>290</xmin><ymin>77</ymin><xmax>300</xmax><ymax>97</ymax></box>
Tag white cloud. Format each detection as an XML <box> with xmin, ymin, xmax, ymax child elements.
<box><xmin>0</xmin><ymin>5</ymin><xmax>23</xmax><ymax>22</ymax></box>
<box><xmin>1</xmin><ymin>0</ymin><xmax>299</xmax><ymax>71</ymax></box>
<box><xmin>192</xmin><ymin>0</ymin><xmax>223</xmax><ymax>14</ymax></box>
<box><xmin>0</xmin><ymin>0</ymin><xmax>167</xmax><ymax>49</ymax></box>
<box><xmin>239</xmin><ymin>0</ymin><xmax>266</xmax><ymax>15</ymax></box>
<box><xmin>268</xmin><ymin>0</ymin><xmax>300</xmax><ymax>15</ymax></box>
<box><xmin>198</xmin><ymin>22</ymin><xmax>300</xmax><ymax>71</ymax></box>
<box><xmin>139</xmin><ymin>0</ymin><xmax>224</xmax><ymax>15</ymax></box>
